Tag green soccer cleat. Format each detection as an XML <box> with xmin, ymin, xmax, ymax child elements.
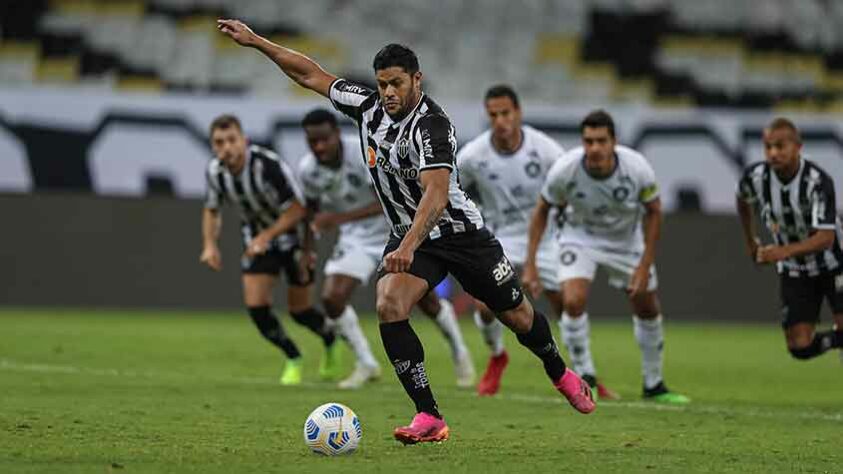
<box><xmin>319</xmin><ymin>342</ymin><xmax>342</xmax><ymax>381</ymax></box>
<box><xmin>642</xmin><ymin>382</ymin><xmax>690</xmax><ymax>405</ymax></box>
<box><xmin>279</xmin><ymin>358</ymin><xmax>303</xmax><ymax>386</ymax></box>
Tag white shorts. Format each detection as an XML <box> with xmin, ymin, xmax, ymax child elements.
<box><xmin>498</xmin><ymin>235</ymin><xmax>560</xmax><ymax>291</ymax></box>
<box><xmin>557</xmin><ymin>244</ymin><xmax>658</xmax><ymax>292</ymax></box>
<box><xmin>323</xmin><ymin>236</ymin><xmax>384</xmax><ymax>283</ymax></box>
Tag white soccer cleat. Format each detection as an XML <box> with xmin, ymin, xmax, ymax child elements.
<box><xmin>454</xmin><ymin>353</ymin><xmax>476</xmax><ymax>388</ymax></box>
<box><xmin>338</xmin><ymin>364</ymin><xmax>381</xmax><ymax>390</ymax></box>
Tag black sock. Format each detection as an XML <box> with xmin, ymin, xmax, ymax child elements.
<box><xmin>290</xmin><ymin>308</ymin><xmax>336</xmax><ymax>347</ymax></box>
<box><xmin>247</xmin><ymin>306</ymin><xmax>301</xmax><ymax>359</ymax></box>
<box><xmin>379</xmin><ymin>320</ymin><xmax>440</xmax><ymax>418</ymax></box>
<box><xmin>515</xmin><ymin>310</ymin><xmax>567</xmax><ymax>381</ymax></box>
<box><xmin>788</xmin><ymin>330</ymin><xmax>842</xmax><ymax>360</ymax></box>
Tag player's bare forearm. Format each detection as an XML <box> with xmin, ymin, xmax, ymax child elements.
<box><xmin>526</xmin><ymin>197</ymin><xmax>552</xmax><ymax>266</ymax></box>
<box><xmin>398</xmin><ymin>169</ymin><xmax>449</xmax><ymax>252</ymax></box>
<box><xmin>736</xmin><ymin>197</ymin><xmax>758</xmax><ymax>248</ymax></box>
<box><xmin>217</xmin><ymin>19</ymin><xmax>335</xmax><ymax>97</ymax></box>
<box><xmin>202</xmin><ymin>208</ymin><xmax>222</xmax><ymax>247</ymax></box>
<box><xmin>782</xmin><ymin>230</ymin><xmax>835</xmax><ymax>258</ymax></box>
<box><xmin>639</xmin><ymin>199</ymin><xmax>662</xmax><ymax>268</ymax></box>
<box><xmin>263</xmin><ymin>200</ymin><xmax>307</xmax><ymax>239</ymax></box>
<box><xmin>336</xmin><ymin>202</ymin><xmax>383</xmax><ymax>225</ymax></box>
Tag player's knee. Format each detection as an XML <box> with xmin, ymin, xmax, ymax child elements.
<box><xmin>321</xmin><ymin>292</ymin><xmax>347</xmax><ymax>320</ymax></box>
<box><xmin>376</xmin><ymin>293</ymin><xmax>407</xmax><ymax>323</ymax></box>
<box><xmin>788</xmin><ymin>344</ymin><xmax>816</xmax><ymax>360</ymax></box>
<box><xmin>499</xmin><ymin>305</ymin><xmax>532</xmax><ymax>333</ymax></box>
<box><xmin>563</xmin><ymin>297</ymin><xmax>587</xmax><ymax>317</ymax></box>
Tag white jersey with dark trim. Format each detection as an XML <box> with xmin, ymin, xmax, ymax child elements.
<box><xmin>458</xmin><ymin>125</ymin><xmax>564</xmax><ymax>240</ymax></box>
<box><xmin>737</xmin><ymin>158</ymin><xmax>843</xmax><ymax>277</ymax></box>
<box><xmin>297</xmin><ymin>135</ymin><xmax>390</xmax><ymax>247</ymax></box>
<box><xmin>204</xmin><ymin>145</ymin><xmax>303</xmax><ymax>250</ymax></box>
<box><xmin>542</xmin><ymin>145</ymin><xmax>660</xmax><ymax>253</ymax></box>
<box><xmin>329</xmin><ymin>78</ymin><xmax>484</xmax><ymax>240</ymax></box>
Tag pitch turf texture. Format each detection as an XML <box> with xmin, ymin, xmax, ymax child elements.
<box><xmin>2</xmin><ymin>309</ymin><xmax>841</xmax><ymax>473</ymax></box>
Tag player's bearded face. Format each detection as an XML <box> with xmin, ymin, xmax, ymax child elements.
<box><xmin>305</xmin><ymin>124</ymin><xmax>341</xmax><ymax>165</ymax></box>
<box><xmin>582</xmin><ymin>126</ymin><xmax>617</xmax><ymax>177</ymax></box>
<box><xmin>376</xmin><ymin>67</ymin><xmax>422</xmax><ymax>119</ymax></box>
<box><xmin>763</xmin><ymin>128</ymin><xmax>801</xmax><ymax>174</ymax></box>
<box><xmin>486</xmin><ymin>97</ymin><xmax>521</xmax><ymax>141</ymax></box>
<box><xmin>211</xmin><ymin>127</ymin><xmax>247</xmax><ymax>172</ymax></box>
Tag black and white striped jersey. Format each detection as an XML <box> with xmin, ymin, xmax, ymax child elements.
<box><xmin>205</xmin><ymin>145</ymin><xmax>304</xmax><ymax>251</ymax></box>
<box><xmin>328</xmin><ymin>78</ymin><xmax>484</xmax><ymax>240</ymax></box>
<box><xmin>737</xmin><ymin>158</ymin><xmax>843</xmax><ymax>277</ymax></box>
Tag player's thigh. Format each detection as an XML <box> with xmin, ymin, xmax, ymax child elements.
<box><xmin>286</xmin><ymin>284</ymin><xmax>313</xmax><ymax>313</ymax></box>
<box><xmin>445</xmin><ymin>229</ymin><xmax>524</xmax><ymax>314</ymax></box>
<box><xmin>415</xmin><ymin>290</ymin><xmax>441</xmax><ymax>317</ymax></box>
<box><xmin>376</xmin><ymin>272</ymin><xmax>430</xmax><ymax>323</ymax></box>
<box><xmin>242</xmin><ymin>273</ymin><xmax>277</xmax><ymax>307</ymax></box>
<box><xmin>779</xmin><ymin>274</ymin><xmax>823</xmax><ymax>335</ymax></box>
<box><xmin>630</xmin><ymin>290</ymin><xmax>661</xmax><ymax>318</ymax></box>
<box><xmin>543</xmin><ymin>289</ymin><xmax>565</xmax><ymax>318</ymax></box>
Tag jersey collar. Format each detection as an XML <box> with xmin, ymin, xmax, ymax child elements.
<box><xmin>580</xmin><ymin>150</ymin><xmax>619</xmax><ymax>181</ymax></box>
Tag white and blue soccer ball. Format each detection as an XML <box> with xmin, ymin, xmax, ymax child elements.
<box><xmin>303</xmin><ymin>402</ymin><xmax>362</xmax><ymax>455</ymax></box>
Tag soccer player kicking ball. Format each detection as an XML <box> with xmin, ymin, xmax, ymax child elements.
<box><xmin>200</xmin><ymin>115</ymin><xmax>339</xmax><ymax>386</ymax></box>
<box><xmin>524</xmin><ymin>110</ymin><xmax>689</xmax><ymax>405</ymax></box>
<box><xmin>737</xmin><ymin>117</ymin><xmax>843</xmax><ymax>361</ymax></box>
<box><xmin>218</xmin><ymin>19</ymin><xmax>595</xmax><ymax>444</ymax></box>
<box><xmin>457</xmin><ymin>85</ymin><xmax>619</xmax><ymax>400</ymax></box>
<box><xmin>296</xmin><ymin>108</ymin><xmax>475</xmax><ymax>389</ymax></box>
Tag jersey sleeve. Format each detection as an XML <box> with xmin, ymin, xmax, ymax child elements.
<box><xmin>455</xmin><ymin>146</ymin><xmax>476</xmax><ymax>188</ymax></box>
<box><xmin>414</xmin><ymin>113</ymin><xmax>457</xmax><ymax>171</ymax></box>
<box><xmin>811</xmin><ymin>173</ymin><xmax>838</xmax><ymax>230</ymax></box>
<box><xmin>736</xmin><ymin>167</ymin><xmax>759</xmax><ymax>204</ymax></box>
<box><xmin>635</xmin><ymin>157</ymin><xmax>660</xmax><ymax>203</ymax></box>
<box><xmin>204</xmin><ymin>165</ymin><xmax>223</xmax><ymax>210</ymax></box>
<box><xmin>541</xmin><ymin>158</ymin><xmax>571</xmax><ymax>206</ymax></box>
<box><xmin>537</xmin><ymin>134</ymin><xmax>565</xmax><ymax>170</ymax></box>
<box><xmin>329</xmin><ymin>78</ymin><xmax>375</xmax><ymax>123</ymax></box>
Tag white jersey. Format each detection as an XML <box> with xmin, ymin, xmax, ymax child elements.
<box><xmin>541</xmin><ymin>145</ymin><xmax>659</xmax><ymax>252</ymax></box>
<box><xmin>458</xmin><ymin>125</ymin><xmax>564</xmax><ymax>240</ymax></box>
<box><xmin>297</xmin><ymin>135</ymin><xmax>390</xmax><ymax>247</ymax></box>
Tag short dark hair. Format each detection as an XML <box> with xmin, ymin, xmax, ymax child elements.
<box><xmin>484</xmin><ymin>84</ymin><xmax>520</xmax><ymax>109</ymax></box>
<box><xmin>372</xmin><ymin>44</ymin><xmax>419</xmax><ymax>75</ymax></box>
<box><xmin>766</xmin><ymin>117</ymin><xmax>802</xmax><ymax>144</ymax></box>
<box><xmin>210</xmin><ymin>114</ymin><xmax>242</xmax><ymax>135</ymax></box>
<box><xmin>580</xmin><ymin>109</ymin><xmax>616</xmax><ymax>138</ymax></box>
<box><xmin>301</xmin><ymin>108</ymin><xmax>338</xmax><ymax>129</ymax></box>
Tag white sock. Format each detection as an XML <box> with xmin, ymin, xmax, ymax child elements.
<box><xmin>337</xmin><ymin>305</ymin><xmax>379</xmax><ymax>369</ymax></box>
<box><xmin>633</xmin><ymin>315</ymin><xmax>664</xmax><ymax>390</ymax></box>
<box><xmin>559</xmin><ymin>312</ymin><xmax>596</xmax><ymax>377</ymax></box>
<box><xmin>473</xmin><ymin>309</ymin><xmax>505</xmax><ymax>356</ymax></box>
<box><xmin>434</xmin><ymin>299</ymin><xmax>469</xmax><ymax>360</ymax></box>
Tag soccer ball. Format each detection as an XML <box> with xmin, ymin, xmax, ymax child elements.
<box><xmin>303</xmin><ymin>402</ymin><xmax>361</xmax><ymax>455</ymax></box>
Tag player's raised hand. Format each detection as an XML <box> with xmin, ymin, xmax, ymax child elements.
<box><xmin>521</xmin><ymin>262</ymin><xmax>542</xmax><ymax>299</ymax></box>
<box><xmin>383</xmin><ymin>246</ymin><xmax>414</xmax><ymax>273</ymax></box>
<box><xmin>200</xmin><ymin>244</ymin><xmax>222</xmax><ymax>271</ymax></box>
<box><xmin>217</xmin><ymin>19</ymin><xmax>257</xmax><ymax>47</ymax></box>
<box><xmin>627</xmin><ymin>264</ymin><xmax>650</xmax><ymax>299</ymax></box>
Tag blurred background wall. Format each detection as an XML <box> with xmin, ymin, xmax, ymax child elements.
<box><xmin>2</xmin><ymin>0</ymin><xmax>842</xmax><ymax>321</ymax></box>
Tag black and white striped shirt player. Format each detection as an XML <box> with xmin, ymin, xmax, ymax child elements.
<box><xmin>205</xmin><ymin>145</ymin><xmax>310</xmax><ymax>282</ymax></box>
<box><xmin>329</xmin><ymin>79</ymin><xmax>484</xmax><ymax>239</ymax></box>
<box><xmin>737</xmin><ymin>158</ymin><xmax>843</xmax><ymax>278</ymax></box>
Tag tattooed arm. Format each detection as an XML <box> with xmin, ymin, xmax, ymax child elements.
<box><xmin>382</xmin><ymin>168</ymin><xmax>450</xmax><ymax>273</ymax></box>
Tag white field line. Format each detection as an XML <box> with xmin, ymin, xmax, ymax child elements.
<box><xmin>2</xmin><ymin>358</ymin><xmax>841</xmax><ymax>423</ymax></box>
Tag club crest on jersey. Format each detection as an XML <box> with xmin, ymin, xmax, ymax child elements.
<box><xmin>524</xmin><ymin>161</ymin><xmax>542</xmax><ymax>179</ymax></box>
<box><xmin>612</xmin><ymin>186</ymin><xmax>630</xmax><ymax>201</ymax></box>
<box><xmin>367</xmin><ymin>146</ymin><xmax>377</xmax><ymax>168</ymax></box>
<box><xmin>396</xmin><ymin>137</ymin><xmax>410</xmax><ymax>159</ymax></box>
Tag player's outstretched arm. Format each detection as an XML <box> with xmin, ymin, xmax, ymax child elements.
<box><xmin>217</xmin><ymin>19</ymin><xmax>337</xmax><ymax>98</ymax></box>
<box><xmin>523</xmin><ymin>197</ymin><xmax>552</xmax><ymax>298</ymax></box>
<box><xmin>200</xmin><ymin>208</ymin><xmax>223</xmax><ymax>271</ymax></box>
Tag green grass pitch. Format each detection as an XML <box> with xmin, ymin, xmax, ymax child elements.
<box><xmin>1</xmin><ymin>308</ymin><xmax>841</xmax><ymax>473</ymax></box>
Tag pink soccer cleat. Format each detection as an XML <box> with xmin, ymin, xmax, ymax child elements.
<box><xmin>554</xmin><ymin>368</ymin><xmax>596</xmax><ymax>414</ymax></box>
<box><xmin>477</xmin><ymin>351</ymin><xmax>509</xmax><ymax>396</ymax></box>
<box><xmin>393</xmin><ymin>412</ymin><xmax>450</xmax><ymax>445</ymax></box>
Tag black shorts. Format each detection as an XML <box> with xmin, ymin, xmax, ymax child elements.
<box><xmin>779</xmin><ymin>268</ymin><xmax>843</xmax><ymax>328</ymax></box>
<box><xmin>241</xmin><ymin>245</ymin><xmax>313</xmax><ymax>286</ymax></box>
<box><xmin>377</xmin><ymin>228</ymin><xmax>524</xmax><ymax>313</ymax></box>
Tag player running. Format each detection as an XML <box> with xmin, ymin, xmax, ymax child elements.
<box><xmin>458</xmin><ymin>85</ymin><xmax>618</xmax><ymax>399</ymax></box>
<box><xmin>218</xmin><ymin>19</ymin><xmax>595</xmax><ymax>444</ymax></box>
<box><xmin>524</xmin><ymin>110</ymin><xmax>689</xmax><ymax>405</ymax></box>
<box><xmin>297</xmin><ymin>108</ymin><xmax>474</xmax><ymax>390</ymax></box>
<box><xmin>737</xmin><ymin>117</ymin><xmax>843</xmax><ymax>361</ymax></box>
<box><xmin>200</xmin><ymin>114</ymin><xmax>339</xmax><ymax>386</ymax></box>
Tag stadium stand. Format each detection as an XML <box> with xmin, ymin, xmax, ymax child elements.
<box><xmin>2</xmin><ymin>0</ymin><xmax>843</xmax><ymax>109</ymax></box>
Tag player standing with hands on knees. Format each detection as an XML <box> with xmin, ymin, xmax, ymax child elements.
<box><xmin>737</xmin><ymin>117</ymin><xmax>843</xmax><ymax>361</ymax></box>
<box><xmin>524</xmin><ymin>110</ymin><xmax>689</xmax><ymax>404</ymax></box>
<box><xmin>218</xmin><ymin>18</ymin><xmax>595</xmax><ymax>445</ymax></box>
